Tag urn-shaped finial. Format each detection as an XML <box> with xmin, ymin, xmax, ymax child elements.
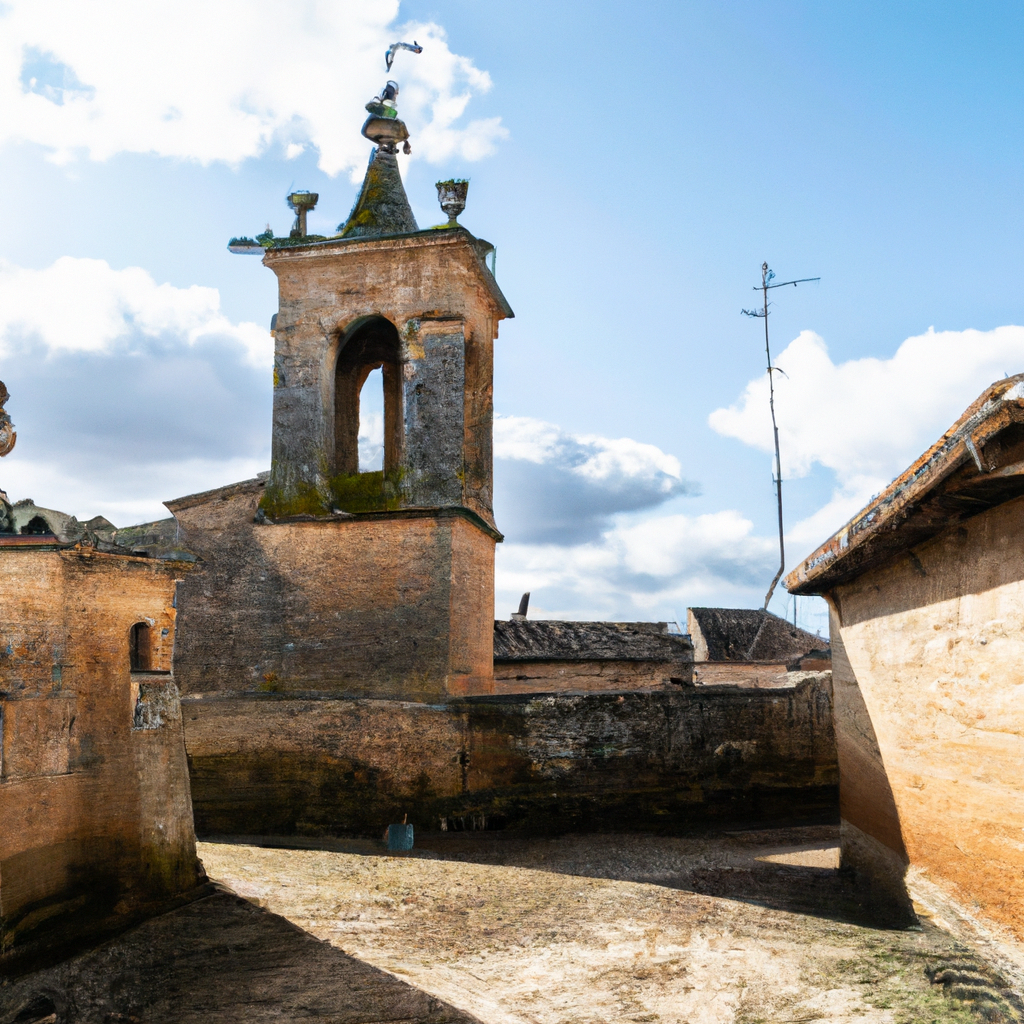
<box><xmin>436</xmin><ymin>179</ymin><xmax>469</xmax><ymax>226</ymax></box>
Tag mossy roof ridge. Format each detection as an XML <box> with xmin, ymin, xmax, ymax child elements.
<box><xmin>339</xmin><ymin>147</ymin><xmax>418</xmax><ymax>239</ymax></box>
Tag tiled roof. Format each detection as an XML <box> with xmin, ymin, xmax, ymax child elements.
<box><xmin>688</xmin><ymin>607</ymin><xmax>827</xmax><ymax>663</ymax></box>
<box><xmin>493</xmin><ymin>620</ymin><xmax>692</xmax><ymax>663</ymax></box>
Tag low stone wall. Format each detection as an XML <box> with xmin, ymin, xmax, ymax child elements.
<box><xmin>493</xmin><ymin>658</ymin><xmax>689</xmax><ymax>694</ymax></box>
<box><xmin>183</xmin><ymin>676</ymin><xmax>837</xmax><ymax>838</ymax></box>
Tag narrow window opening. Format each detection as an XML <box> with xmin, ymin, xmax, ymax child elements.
<box><xmin>334</xmin><ymin>316</ymin><xmax>401</xmax><ymax>478</ymax></box>
<box><xmin>358</xmin><ymin>366</ymin><xmax>385</xmax><ymax>472</ymax></box>
<box><xmin>129</xmin><ymin>622</ymin><xmax>151</xmax><ymax>672</ymax></box>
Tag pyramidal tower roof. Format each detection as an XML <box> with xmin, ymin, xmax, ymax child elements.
<box><xmin>338</xmin><ymin>83</ymin><xmax>418</xmax><ymax>239</ymax></box>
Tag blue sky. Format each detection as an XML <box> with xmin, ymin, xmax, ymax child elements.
<box><xmin>1</xmin><ymin>1</ymin><xmax>1023</xmax><ymax>631</ymax></box>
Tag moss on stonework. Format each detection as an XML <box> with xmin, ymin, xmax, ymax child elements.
<box><xmin>264</xmin><ymin>235</ymin><xmax>331</xmax><ymax>248</ymax></box>
<box><xmin>329</xmin><ymin>469</ymin><xmax>405</xmax><ymax>513</ymax></box>
<box><xmin>258</xmin><ymin>482</ymin><xmax>329</xmax><ymax>518</ymax></box>
<box><xmin>259</xmin><ymin>469</ymin><xmax>405</xmax><ymax>518</ymax></box>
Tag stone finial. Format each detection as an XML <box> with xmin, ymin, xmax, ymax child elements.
<box><xmin>0</xmin><ymin>380</ymin><xmax>15</xmax><ymax>458</ymax></box>
<box><xmin>436</xmin><ymin>180</ymin><xmax>469</xmax><ymax>226</ymax></box>
<box><xmin>287</xmin><ymin>191</ymin><xmax>319</xmax><ymax>238</ymax></box>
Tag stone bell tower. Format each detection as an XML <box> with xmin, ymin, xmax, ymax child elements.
<box><xmin>168</xmin><ymin>81</ymin><xmax>512</xmax><ymax>703</ymax></box>
<box><xmin>262</xmin><ymin>89</ymin><xmax>511</xmax><ymax>524</ymax></box>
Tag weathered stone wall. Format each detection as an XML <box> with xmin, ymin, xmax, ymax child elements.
<box><xmin>169</xmin><ymin>479</ymin><xmax>496</xmax><ymax>701</ymax></box>
<box><xmin>692</xmin><ymin>662</ymin><xmax>790</xmax><ymax>686</ymax></box>
<box><xmin>828</xmin><ymin>493</ymin><xmax>1024</xmax><ymax>941</ymax></box>
<box><xmin>494</xmin><ymin>659</ymin><xmax>690</xmax><ymax>694</ymax></box>
<box><xmin>0</xmin><ymin>546</ymin><xmax>201</xmax><ymax>971</ymax></box>
<box><xmin>183</xmin><ymin>677</ymin><xmax>837</xmax><ymax>838</ymax></box>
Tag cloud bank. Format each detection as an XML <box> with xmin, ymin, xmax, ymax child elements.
<box><xmin>711</xmin><ymin>326</ymin><xmax>1024</xmax><ymax>484</ymax></box>
<box><xmin>0</xmin><ymin>257</ymin><xmax>270</xmax><ymax>366</ymax></box>
<box><xmin>494</xmin><ymin>414</ymin><xmax>694</xmax><ymax>545</ymax></box>
<box><xmin>492</xmin><ymin>416</ymin><xmax>777</xmax><ymax>620</ymax></box>
<box><xmin>711</xmin><ymin>326</ymin><xmax>1024</xmax><ymax>550</ymax></box>
<box><xmin>495</xmin><ymin>510</ymin><xmax>776</xmax><ymax>622</ymax></box>
<box><xmin>0</xmin><ymin>1</ymin><xmax>506</xmax><ymax>176</ymax></box>
<box><xmin>0</xmin><ymin>257</ymin><xmax>271</xmax><ymax>523</ymax></box>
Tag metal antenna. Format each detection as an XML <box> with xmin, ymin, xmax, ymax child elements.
<box><xmin>741</xmin><ymin>263</ymin><xmax>820</xmax><ymax>610</ymax></box>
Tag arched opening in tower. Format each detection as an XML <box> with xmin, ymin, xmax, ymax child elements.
<box><xmin>334</xmin><ymin>316</ymin><xmax>401</xmax><ymax>477</ymax></box>
<box><xmin>358</xmin><ymin>367</ymin><xmax>384</xmax><ymax>472</ymax></box>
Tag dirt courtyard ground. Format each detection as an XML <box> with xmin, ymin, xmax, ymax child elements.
<box><xmin>197</xmin><ymin>827</ymin><xmax>1021</xmax><ymax>1024</ymax></box>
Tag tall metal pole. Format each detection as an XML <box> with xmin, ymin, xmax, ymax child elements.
<box><xmin>762</xmin><ymin>261</ymin><xmax>785</xmax><ymax>610</ymax></box>
<box><xmin>741</xmin><ymin>266</ymin><xmax>819</xmax><ymax>612</ymax></box>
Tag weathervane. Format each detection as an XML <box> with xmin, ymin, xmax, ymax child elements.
<box><xmin>363</xmin><ymin>40</ymin><xmax>423</xmax><ymax>157</ymax></box>
<box><xmin>741</xmin><ymin>263</ymin><xmax>820</xmax><ymax>610</ymax></box>
<box><xmin>385</xmin><ymin>40</ymin><xmax>422</xmax><ymax>72</ymax></box>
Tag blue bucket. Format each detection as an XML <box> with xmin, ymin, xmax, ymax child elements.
<box><xmin>387</xmin><ymin>822</ymin><xmax>414</xmax><ymax>852</ymax></box>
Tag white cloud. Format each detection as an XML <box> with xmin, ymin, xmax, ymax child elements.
<box><xmin>0</xmin><ymin>256</ymin><xmax>271</xmax><ymax>366</ymax></box>
<box><xmin>710</xmin><ymin>326</ymin><xmax>1024</xmax><ymax>485</ymax></box>
<box><xmin>493</xmin><ymin>414</ymin><xmax>694</xmax><ymax>544</ymax></box>
<box><xmin>0</xmin><ymin>455</ymin><xmax>268</xmax><ymax>528</ymax></box>
<box><xmin>0</xmin><ymin>2</ymin><xmax>506</xmax><ymax>177</ymax></box>
<box><xmin>495</xmin><ymin>413</ymin><xmax>683</xmax><ymax>483</ymax></box>
<box><xmin>496</xmin><ymin>510</ymin><xmax>776</xmax><ymax>621</ymax></box>
<box><xmin>712</xmin><ymin>324</ymin><xmax>1024</xmax><ymax>566</ymax></box>
<box><xmin>0</xmin><ymin>256</ymin><xmax>271</xmax><ymax>523</ymax></box>
<box><xmin>358</xmin><ymin>411</ymin><xmax>384</xmax><ymax>471</ymax></box>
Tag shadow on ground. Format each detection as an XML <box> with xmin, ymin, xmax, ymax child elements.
<box><xmin>205</xmin><ymin>825</ymin><xmax>910</xmax><ymax>930</ymax></box>
<box><xmin>0</xmin><ymin>887</ymin><xmax>481</xmax><ymax>1024</ymax></box>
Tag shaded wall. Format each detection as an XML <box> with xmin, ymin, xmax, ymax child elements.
<box><xmin>828</xmin><ymin>494</ymin><xmax>1024</xmax><ymax>941</ymax></box>
<box><xmin>169</xmin><ymin>481</ymin><xmax>496</xmax><ymax>702</ymax></box>
<box><xmin>183</xmin><ymin>677</ymin><xmax>837</xmax><ymax>838</ymax></box>
<box><xmin>0</xmin><ymin>547</ymin><xmax>201</xmax><ymax>971</ymax></box>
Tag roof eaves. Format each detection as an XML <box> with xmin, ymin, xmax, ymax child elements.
<box><xmin>786</xmin><ymin>375</ymin><xmax>1024</xmax><ymax>595</ymax></box>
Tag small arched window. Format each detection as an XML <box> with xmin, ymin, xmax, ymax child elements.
<box><xmin>334</xmin><ymin>316</ymin><xmax>401</xmax><ymax>476</ymax></box>
<box><xmin>129</xmin><ymin>622</ymin><xmax>151</xmax><ymax>672</ymax></box>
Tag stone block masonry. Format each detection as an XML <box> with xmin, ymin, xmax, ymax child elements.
<box><xmin>183</xmin><ymin>676</ymin><xmax>837</xmax><ymax>838</ymax></box>
<box><xmin>168</xmin><ymin>478</ymin><xmax>497</xmax><ymax>703</ymax></box>
<box><xmin>0</xmin><ymin>543</ymin><xmax>202</xmax><ymax>972</ymax></box>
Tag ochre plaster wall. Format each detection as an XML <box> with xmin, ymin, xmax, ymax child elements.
<box><xmin>182</xmin><ymin>678</ymin><xmax>837</xmax><ymax>838</ymax></box>
<box><xmin>493</xmin><ymin>659</ymin><xmax>690</xmax><ymax>694</ymax></box>
<box><xmin>0</xmin><ymin>547</ymin><xmax>200</xmax><ymax>970</ymax></box>
<box><xmin>171</xmin><ymin>483</ymin><xmax>496</xmax><ymax>701</ymax></box>
<box><xmin>828</xmin><ymin>494</ymin><xmax>1024</xmax><ymax>940</ymax></box>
